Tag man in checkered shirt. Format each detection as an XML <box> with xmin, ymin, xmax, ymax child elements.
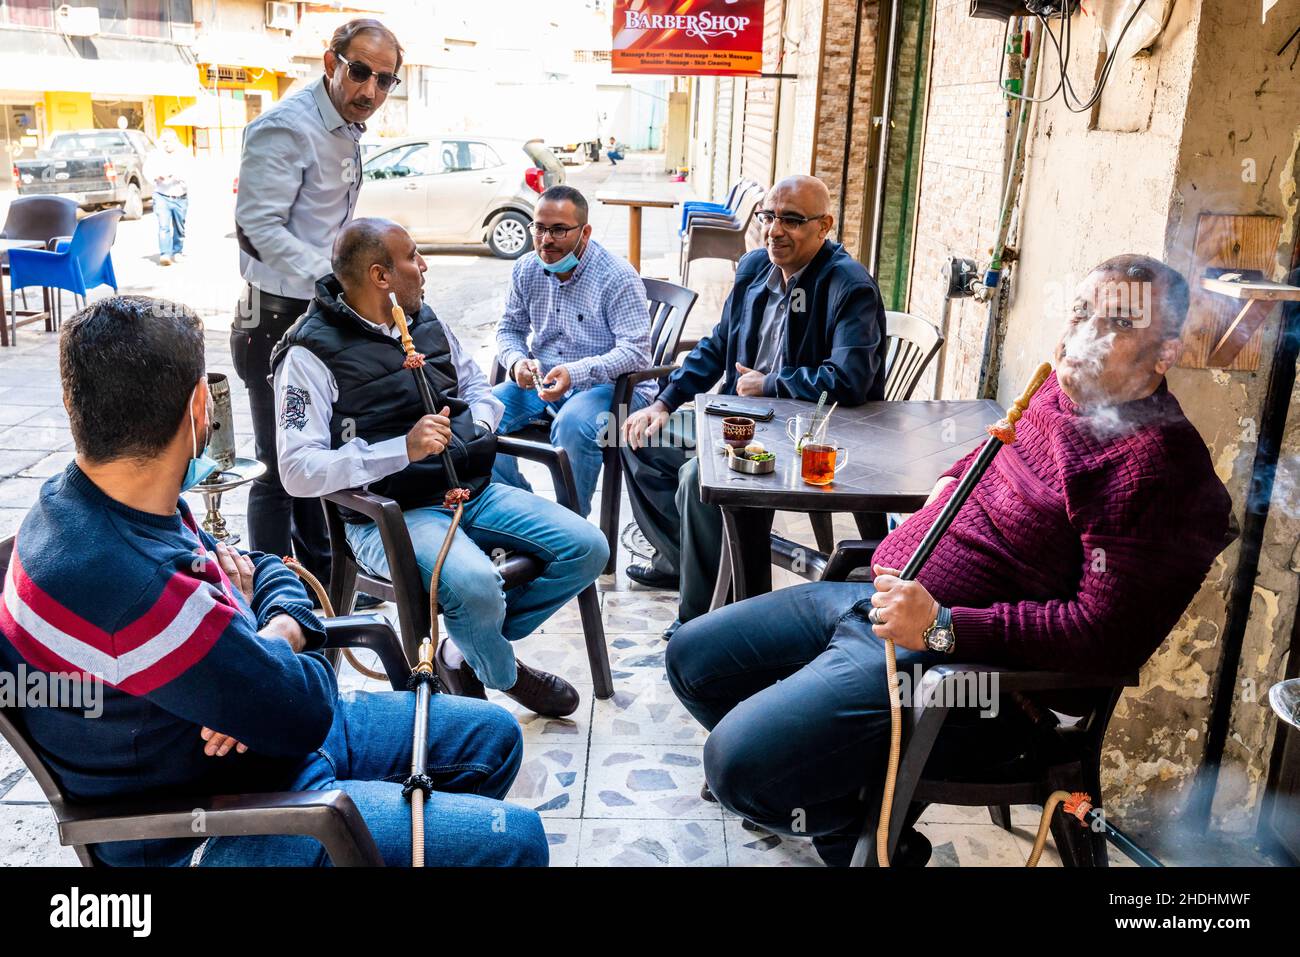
<box><xmin>493</xmin><ymin>185</ymin><xmax>654</xmax><ymax>518</ymax></box>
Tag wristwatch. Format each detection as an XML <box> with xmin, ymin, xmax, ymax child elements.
<box><xmin>922</xmin><ymin>605</ymin><xmax>955</xmax><ymax>654</ymax></box>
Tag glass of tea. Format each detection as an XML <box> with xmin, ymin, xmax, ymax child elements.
<box><xmin>800</xmin><ymin>441</ymin><xmax>848</xmax><ymax>486</ymax></box>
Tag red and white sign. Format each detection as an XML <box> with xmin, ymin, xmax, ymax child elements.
<box><xmin>611</xmin><ymin>0</ymin><xmax>766</xmax><ymax>77</ymax></box>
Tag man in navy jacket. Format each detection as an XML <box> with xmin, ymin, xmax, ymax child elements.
<box><xmin>622</xmin><ymin>176</ymin><xmax>887</xmax><ymax>637</ymax></box>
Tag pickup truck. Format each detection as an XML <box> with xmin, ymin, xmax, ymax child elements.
<box><xmin>13</xmin><ymin>129</ymin><xmax>154</xmax><ymax>220</ymax></box>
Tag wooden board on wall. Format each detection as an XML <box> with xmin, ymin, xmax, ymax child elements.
<box><xmin>1180</xmin><ymin>213</ymin><xmax>1284</xmax><ymax>370</ymax></box>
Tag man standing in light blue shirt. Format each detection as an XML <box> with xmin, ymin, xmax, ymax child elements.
<box><xmin>493</xmin><ymin>185</ymin><xmax>653</xmax><ymax>519</ymax></box>
<box><xmin>231</xmin><ymin>18</ymin><xmax>402</xmax><ymax>590</ymax></box>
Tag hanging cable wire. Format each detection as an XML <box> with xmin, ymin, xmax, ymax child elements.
<box><xmin>1005</xmin><ymin>0</ymin><xmax>1151</xmax><ymax>113</ymax></box>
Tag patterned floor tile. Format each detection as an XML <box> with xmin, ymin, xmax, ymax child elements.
<box><xmin>489</xmin><ymin>682</ymin><xmax>593</xmax><ymax>749</ymax></box>
<box><xmin>606</xmin><ymin>631</ymin><xmax>670</xmax><ymax>678</ymax></box>
<box><xmin>541</xmin><ymin>817</ymin><xmax>583</xmax><ymax>867</ymax></box>
<box><xmin>506</xmin><ymin>737</ymin><xmax>587</xmax><ymax>819</ymax></box>
<box><xmin>601</xmin><ymin>591</ymin><xmax>679</xmax><ymax>631</ymax></box>
<box><xmin>0</xmin><ymin>804</ymin><xmax>78</xmax><ymax>867</ymax></box>
<box><xmin>590</xmin><ymin>671</ymin><xmax>704</xmax><ymax>746</ymax></box>
<box><xmin>583</xmin><ymin>744</ymin><xmax>718</xmax><ymax>819</ymax></box>
<box><xmin>507</xmin><ymin>631</ymin><xmax>602</xmax><ymax>688</ymax></box>
<box><xmin>916</xmin><ymin>821</ymin><xmax>1030</xmax><ymax>866</ymax></box>
<box><xmin>723</xmin><ymin>819</ymin><xmax>825</xmax><ymax>867</ymax></box>
<box><xmin>578</xmin><ymin>818</ymin><xmax>726</xmax><ymax>866</ymax></box>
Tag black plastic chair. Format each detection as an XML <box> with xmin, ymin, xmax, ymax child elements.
<box><xmin>320</xmin><ymin>434</ymin><xmax>615</xmax><ymax>699</ymax></box>
<box><xmin>491</xmin><ymin>277</ymin><xmax>698</xmax><ymax>574</ymax></box>
<box><xmin>771</xmin><ymin>310</ymin><xmax>946</xmax><ymax>574</ymax></box>
<box><xmin>820</xmin><ymin>534</ymin><xmax>1236</xmax><ymax>867</ymax></box>
<box><xmin>0</xmin><ymin>537</ymin><xmax>399</xmax><ymax>867</ymax></box>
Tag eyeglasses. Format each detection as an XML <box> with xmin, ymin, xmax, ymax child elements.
<box><xmin>335</xmin><ymin>54</ymin><xmax>402</xmax><ymax>92</ymax></box>
<box><xmin>528</xmin><ymin>222</ymin><xmax>581</xmax><ymax>239</ymax></box>
<box><xmin>753</xmin><ymin>210</ymin><xmax>827</xmax><ymax>229</ymax></box>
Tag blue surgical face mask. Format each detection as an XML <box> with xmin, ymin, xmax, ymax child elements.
<box><xmin>539</xmin><ymin>233</ymin><xmax>587</xmax><ymax>274</ymax></box>
<box><xmin>182</xmin><ymin>381</ymin><xmax>219</xmax><ymax>492</ymax></box>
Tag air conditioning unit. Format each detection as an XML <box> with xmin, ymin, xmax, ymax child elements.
<box><xmin>265</xmin><ymin>1</ymin><xmax>297</xmax><ymax>31</ymax></box>
<box><xmin>55</xmin><ymin>4</ymin><xmax>101</xmax><ymax>37</ymax></box>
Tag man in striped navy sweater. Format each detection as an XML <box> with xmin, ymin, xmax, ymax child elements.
<box><xmin>0</xmin><ymin>296</ymin><xmax>546</xmax><ymax>867</ymax></box>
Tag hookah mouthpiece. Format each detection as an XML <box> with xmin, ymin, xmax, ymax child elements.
<box><xmin>388</xmin><ymin>293</ymin><xmax>426</xmax><ymax>369</ymax></box>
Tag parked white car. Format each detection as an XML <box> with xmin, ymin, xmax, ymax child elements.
<box><xmin>354</xmin><ymin>134</ymin><xmax>565</xmax><ymax>259</ymax></box>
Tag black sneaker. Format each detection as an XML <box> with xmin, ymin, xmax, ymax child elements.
<box><xmin>353</xmin><ymin>593</ymin><xmax>385</xmax><ymax>611</ymax></box>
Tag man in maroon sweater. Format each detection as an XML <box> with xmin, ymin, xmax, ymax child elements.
<box><xmin>666</xmin><ymin>254</ymin><xmax>1232</xmax><ymax>866</ymax></box>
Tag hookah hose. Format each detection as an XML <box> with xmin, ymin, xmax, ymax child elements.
<box><xmin>389</xmin><ymin>293</ymin><xmax>473</xmax><ymax>867</ymax></box>
<box><xmin>874</xmin><ymin>362</ymin><xmax>1060</xmax><ymax>867</ymax></box>
<box><xmin>282</xmin><ymin>557</ymin><xmax>388</xmax><ymax>681</ymax></box>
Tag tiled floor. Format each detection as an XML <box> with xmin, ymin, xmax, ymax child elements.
<box><xmin>0</xmin><ymin>154</ymin><xmax>1097</xmax><ymax>868</ymax></box>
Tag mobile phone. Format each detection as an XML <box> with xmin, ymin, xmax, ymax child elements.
<box><xmin>704</xmin><ymin>399</ymin><xmax>775</xmax><ymax>421</ymax></box>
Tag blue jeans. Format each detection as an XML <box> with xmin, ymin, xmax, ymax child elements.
<box><xmin>196</xmin><ymin>690</ymin><xmax>547</xmax><ymax>866</ymax></box>
<box><xmin>607</xmin><ymin>149</ymin><xmax>624</xmax><ymax>164</ymax></box>
<box><xmin>492</xmin><ymin>380</ymin><xmax>649</xmax><ymax>519</ymax></box>
<box><xmin>345</xmin><ymin>483</ymin><xmax>608</xmax><ymax>690</ymax></box>
<box><xmin>154</xmin><ymin>192</ymin><xmax>187</xmax><ymax>256</ymax></box>
<box><xmin>665</xmin><ymin>582</ymin><xmax>945</xmax><ymax>866</ymax></box>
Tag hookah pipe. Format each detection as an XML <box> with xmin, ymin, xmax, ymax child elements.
<box><xmin>387</xmin><ymin>292</ymin><xmax>472</xmax><ymax>867</ymax></box>
<box><xmin>870</xmin><ymin>361</ymin><xmax>1096</xmax><ymax>868</ymax></box>
<box><xmin>287</xmin><ymin>294</ymin><xmax>470</xmax><ymax>865</ymax></box>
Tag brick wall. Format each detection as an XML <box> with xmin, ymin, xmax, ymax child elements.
<box><xmin>904</xmin><ymin>0</ymin><xmax>1009</xmax><ymax>398</ymax></box>
<box><xmin>813</xmin><ymin>0</ymin><xmax>880</xmax><ymax>256</ymax></box>
<box><xmin>784</xmin><ymin>0</ymin><xmax>825</xmax><ymax>177</ymax></box>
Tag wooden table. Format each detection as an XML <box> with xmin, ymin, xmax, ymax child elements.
<box><xmin>693</xmin><ymin>394</ymin><xmax>1002</xmax><ymax>605</ymax></box>
<box><xmin>0</xmin><ymin>237</ymin><xmax>52</xmax><ymax>347</ymax></box>
<box><xmin>595</xmin><ymin>192</ymin><xmax>679</xmax><ymax>273</ymax></box>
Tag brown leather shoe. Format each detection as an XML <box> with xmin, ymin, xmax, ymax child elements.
<box><xmin>435</xmin><ymin>639</ymin><xmax>487</xmax><ymax>700</ymax></box>
<box><xmin>505</xmin><ymin>660</ymin><xmax>580</xmax><ymax>718</ymax></box>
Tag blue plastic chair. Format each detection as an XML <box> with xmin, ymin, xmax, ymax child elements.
<box><xmin>678</xmin><ymin>179</ymin><xmax>753</xmax><ymax>234</ymax></box>
<box><xmin>7</xmin><ymin>208</ymin><xmax>122</xmax><ymax>339</ymax></box>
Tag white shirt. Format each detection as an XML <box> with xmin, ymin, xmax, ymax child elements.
<box><xmin>274</xmin><ymin>301</ymin><xmax>505</xmax><ymax>499</ymax></box>
<box><xmin>236</xmin><ymin>77</ymin><xmax>365</xmax><ymax>300</ymax></box>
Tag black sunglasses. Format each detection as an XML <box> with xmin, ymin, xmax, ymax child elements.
<box><xmin>335</xmin><ymin>53</ymin><xmax>402</xmax><ymax>92</ymax></box>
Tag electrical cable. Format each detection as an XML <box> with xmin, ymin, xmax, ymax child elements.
<box><xmin>1014</xmin><ymin>0</ymin><xmax>1150</xmax><ymax>114</ymax></box>
<box><xmin>1061</xmin><ymin>0</ymin><xmax>1149</xmax><ymax>114</ymax></box>
<box><xmin>998</xmin><ymin>17</ymin><xmax>1064</xmax><ymax>104</ymax></box>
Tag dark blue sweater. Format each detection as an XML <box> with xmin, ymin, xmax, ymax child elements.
<box><xmin>0</xmin><ymin>463</ymin><xmax>334</xmax><ymax>865</ymax></box>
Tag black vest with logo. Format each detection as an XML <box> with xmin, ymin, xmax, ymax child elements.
<box><xmin>270</xmin><ymin>277</ymin><xmax>496</xmax><ymax>522</ymax></box>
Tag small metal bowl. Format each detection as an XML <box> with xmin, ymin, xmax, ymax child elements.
<box><xmin>727</xmin><ymin>452</ymin><xmax>776</xmax><ymax>475</ymax></box>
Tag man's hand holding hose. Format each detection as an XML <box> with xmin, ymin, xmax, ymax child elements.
<box><xmin>406</xmin><ymin>406</ymin><xmax>453</xmax><ymax>462</ymax></box>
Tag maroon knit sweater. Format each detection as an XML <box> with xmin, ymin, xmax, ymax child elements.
<box><xmin>871</xmin><ymin>373</ymin><xmax>1231</xmax><ymax>676</ymax></box>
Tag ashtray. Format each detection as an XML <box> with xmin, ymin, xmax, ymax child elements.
<box><xmin>726</xmin><ymin>447</ymin><xmax>776</xmax><ymax>475</ymax></box>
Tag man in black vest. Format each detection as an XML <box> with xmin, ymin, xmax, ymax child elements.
<box><xmin>621</xmin><ymin>176</ymin><xmax>888</xmax><ymax>639</ymax></box>
<box><xmin>270</xmin><ymin>218</ymin><xmax>608</xmax><ymax>717</ymax></box>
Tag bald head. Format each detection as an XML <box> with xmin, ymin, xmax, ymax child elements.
<box><xmin>769</xmin><ymin>175</ymin><xmax>832</xmax><ymax>213</ymax></box>
<box><xmin>333</xmin><ymin>217</ymin><xmax>399</xmax><ymax>291</ymax></box>
<box><xmin>758</xmin><ymin>175</ymin><xmax>834</xmax><ymax>278</ymax></box>
<box><xmin>331</xmin><ymin>216</ymin><xmax>427</xmax><ymax>320</ymax></box>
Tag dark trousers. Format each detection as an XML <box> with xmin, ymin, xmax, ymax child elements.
<box><xmin>666</xmin><ymin>582</ymin><xmax>947</xmax><ymax>865</ymax></box>
<box><xmin>229</xmin><ymin>288</ymin><xmax>331</xmax><ymax>583</ymax></box>
<box><xmin>622</xmin><ymin>409</ymin><xmax>773</xmax><ymax>622</ymax></box>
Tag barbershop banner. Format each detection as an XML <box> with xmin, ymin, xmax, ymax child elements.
<box><xmin>611</xmin><ymin>0</ymin><xmax>766</xmax><ymax>77</ymax></box>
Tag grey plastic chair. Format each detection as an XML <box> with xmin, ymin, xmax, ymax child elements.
<box><xmin>681</xmin><ymin>186</ymin><xmax>765</xmax><ymax>286</ymax></box>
